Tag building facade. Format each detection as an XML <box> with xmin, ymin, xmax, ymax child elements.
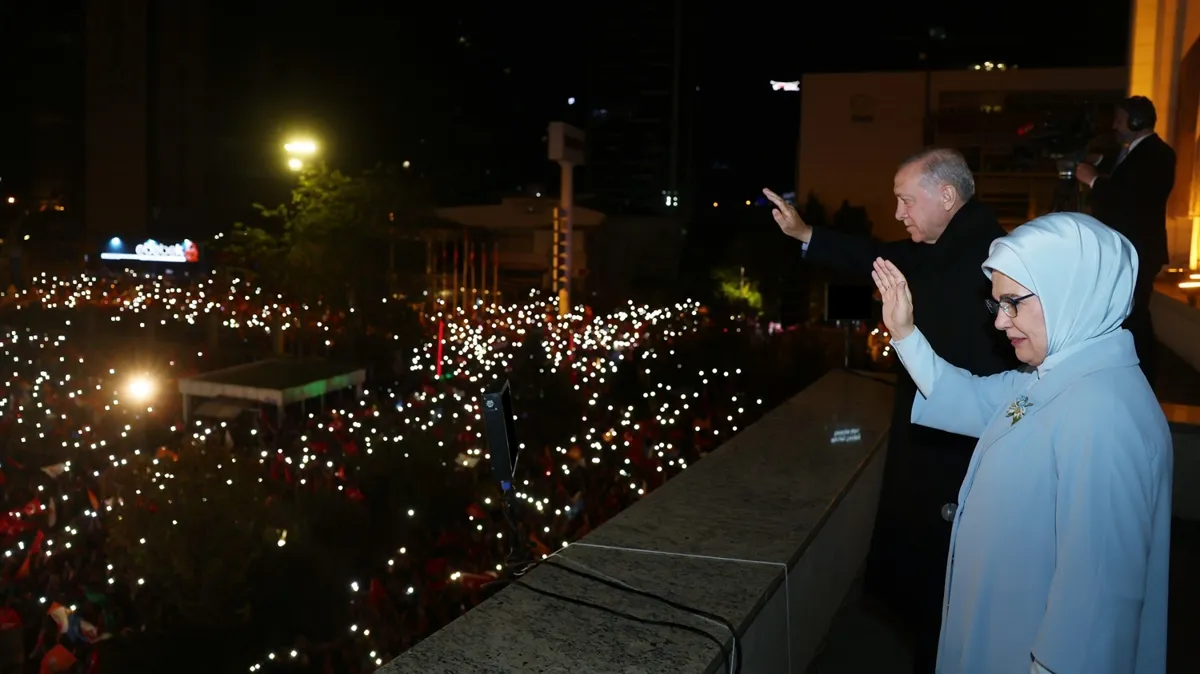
<box><xmin>798</xmin><ymin>67</ymin><xmax>1126</xmax><ymax>242</ymax></box>
<box><xmin>570</xmin><ymin>0</ymin><xmax>697</xmax><ymax>219</ymax></box>
<box><xmin>85</xmin><ymin>0</ymin><xmax>208</xmax><ymax>238</ymax></box>
<box><xmin>1130</xmin><ymin>0</ymin><xmax>1200</xmax><ymax>269</ymax></box>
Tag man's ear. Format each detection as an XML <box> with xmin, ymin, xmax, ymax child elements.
<box><xmin>941</xmin><ymin>185</ymin><xmax>957</xmax><ymax>211</ymax></box>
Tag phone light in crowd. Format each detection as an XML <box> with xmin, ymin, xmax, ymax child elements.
<box><xmin>770</xmin><ymin>80</ymin><xmax>800</xmax><ymax>92</ymax></box>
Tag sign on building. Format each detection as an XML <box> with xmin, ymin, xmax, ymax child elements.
<box><xmin>548</xmin><ymin>122</ymin><xmax>586</xmax><ymax>165</ymax></box>
<box><xmin>100</xmin><ymin>238</ymin><xmax>200</xmax><ymax>263</ymax></box>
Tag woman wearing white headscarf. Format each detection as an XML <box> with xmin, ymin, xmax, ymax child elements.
<box><xmin>870</xmin><ymin>212</ymin><xmax>1172</xmax><ymax>674</ymax></box>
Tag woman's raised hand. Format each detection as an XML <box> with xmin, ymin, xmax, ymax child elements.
<box><xmin>871</xmin><ymin>258</ymin><xmax>914</xmax><ymax>341</ymax></box>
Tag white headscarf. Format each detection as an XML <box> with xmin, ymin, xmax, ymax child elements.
<box><xmin>981</xmin><ymin>212</ymin><xmax>1138</xmax><ymax>371</ymax></box>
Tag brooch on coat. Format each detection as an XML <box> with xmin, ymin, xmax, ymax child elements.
<box><xmin>1005</xmin><ymin>395</ymin><xmax>1033</xmax><ymax>426</ymax></box>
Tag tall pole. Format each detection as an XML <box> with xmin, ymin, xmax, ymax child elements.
<box><xmin>548</xmin><ymin>122</ymin><xmax>584</xmax><ymax>317</ymax></box>
<box><xmin>468</xmin><ymin>239</ymin><xmax>476</xmax><ymax>314</ymax></box>
<box><xmin>440</xmin><ymin>240</ymin><xmax>448</xmax><ymax>312</ymax></box>
<box><xmin>425</xmin><ymin>236</ymin><xmax>433</xmax><ymax>316</ymax></box>
<box><xmin>492</xmin><ymin>241</ymin><xmax>500</xmax><ymax>307</ymax></box>
<box><xmin>472</xmin><ymin>241</ymin><xmax>482</xmax><ymax>309</ymax></box>
<box><xmin>451</xmin><ymin>239</ymin><xmax>459</xmax><ymax>312</ymax></box>
<box><xmin>462</xmin><ymin>230</ymin><xmax>471</xmax><ymax>312</ymax></box>
<box><xmin>559</xmin><ymin>160</ymin><xmax>574</xmax><ymax>316</ymax></box>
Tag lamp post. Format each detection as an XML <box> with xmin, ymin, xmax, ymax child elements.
<box><xmin>125</xmin><ymin>374</ymin><xmax>156</xmax><ymax>452</ymax></box>
<box><xmin>283</xmin><ymin>138</ymin><xmax>319</xmax><ymax>172</ymax></box>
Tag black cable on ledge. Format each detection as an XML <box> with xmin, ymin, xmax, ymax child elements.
<box><xmin>485</xmin><ymin>488</ymin><xmax>742</xmax><ymax>673</ymax></box>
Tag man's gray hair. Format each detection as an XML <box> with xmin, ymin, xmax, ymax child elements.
<box><xmin>900</xmin><ymin>148</ymin><xmax>976</xmax><ymax>202</ymax></box>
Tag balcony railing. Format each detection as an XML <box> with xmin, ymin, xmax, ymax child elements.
<box><xmin>382</xmin><ymin>314</ymin><xmax>1200</xmax><ymax>672</ymax></box>
<box><xmin>382</xmin><ymin>370</ymin><xmax>893</xmax><ymax>673</ymax></box>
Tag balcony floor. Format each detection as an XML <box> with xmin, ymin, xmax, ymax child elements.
<box><xmin>1155</xmin><ymin>341</ymin><xmax>1200</xmax><ymax>408</ymax></box>
<box><xmin>808</xmin><ymin>516</ymin><xmax>1200</xmax><ymax>674</ymax></box>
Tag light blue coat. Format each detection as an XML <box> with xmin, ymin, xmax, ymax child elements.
<box><xmin>895</xmin><ymin>327</ymin><xmax>1171</xmax><ymax>674</ymax></box>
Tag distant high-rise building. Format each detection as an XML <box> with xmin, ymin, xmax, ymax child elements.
<box><xmin>28</xmin><ymin>4</ymin><xmax>85</xmax><ymax>216</ymax></box>
<box><xmin>85</xmin><ymin>0</ymin><xmax>208</xmax><ymax>237</ymax></box>
<box><xmin>572</xmin><ymin>0</ymin><xmax>697</xmax><ymax>218</ymax></box>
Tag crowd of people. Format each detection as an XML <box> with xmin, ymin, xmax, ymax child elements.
<box><xmin>0</xmin><ymin>272</ymin><xmax>810</xmax><ymax>673</ymax></box>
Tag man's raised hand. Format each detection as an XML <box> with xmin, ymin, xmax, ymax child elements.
<box><xmin>763</xmin><ymin>188</ymin><xmax>813</xmax><ymax>243</ymax></box>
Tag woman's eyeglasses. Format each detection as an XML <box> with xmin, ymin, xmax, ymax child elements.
<box><xmin>985</xmin><ymin>293</ymin><xmax>1036</xmax><ymax>318</ymax></box>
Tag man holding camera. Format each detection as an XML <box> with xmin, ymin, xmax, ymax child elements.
<box><xmin>1075</xmin><ymin>96</ymin><xmax>1176</xmax><ymax>385</ymax></box>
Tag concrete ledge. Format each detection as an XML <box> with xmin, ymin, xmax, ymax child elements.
<box><xmin>1152</xmin><ymin>290</ymin><xmax>1200</xmax><ymax>373</ymax></box>
<box><xmin>383</xmin><ymin>370</ymin><xmax>894</xmax><ymax>674</ymax></box>
<box><xmin>1151</xmin><ymin>291</ymin><xmax>1200</xmax><ymax>521</ymax></box>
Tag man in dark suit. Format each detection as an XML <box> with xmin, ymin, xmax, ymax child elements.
<box><xmin>765</xmin><ymin>148</ymin><xmax>1019</xmax><ymax>673</ymax></box>
<box><xmin>1075</xmin><ymin>96</ymin><xmax>1176</xmax><ymax>386</ymax></box>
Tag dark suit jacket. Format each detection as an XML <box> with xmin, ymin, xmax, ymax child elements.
<box><xmin>805</xmin><ymin>199</ymin><xmax>1019</xmax><ymax>541</ymax></box>
<box><xmin>1090</xmin><ymin>133</ymin><xmax>1176</xmax><ymax>271</ymax></box>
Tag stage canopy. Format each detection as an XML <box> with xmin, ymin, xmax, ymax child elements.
<box><xmin>178</xmin><ymin>359</ymin><xmax>366</xmax><ymax>421</ymax></box>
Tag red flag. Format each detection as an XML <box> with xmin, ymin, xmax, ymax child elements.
<box><xmin>368</xmin><ymin>578</ymin><xmax>387</xmax><ymax>608</ymax></box>
<box><xmin>465</xmin><ymin>502</ymin><xmax>487</xmax><ymax>521</ymax></box>
<box><xmin>15</xmin><ymin>530</ymin><xmax>45</xmax><ymax>580</ymax></box>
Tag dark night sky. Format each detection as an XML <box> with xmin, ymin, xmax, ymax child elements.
<box><xmin>209</xmin><ymin>0</ymin><xmax>1133</xmax><ymax>195</ymax></box>
<box><xmin>0</xmin><ymin>0</ymin><xmax>1133</xmax><ymax>207</ymax></box>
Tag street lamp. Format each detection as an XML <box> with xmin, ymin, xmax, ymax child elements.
<box><xmin>283</xmin><ymin>137</ymin><xmax>319</xmax><ymax>173</ymax></box>
<box><xmin>284</xmin><ymin>139</ymin><xmax>318</xmax><ymax>156</ymax></box>
<box><xmin>125</xmin><ymin>374</ymin><xmax>156</xmax><ymax>451</ymax></box>
<box><xmin>126</xmin><ymin>374</ymin><xmax>156</xmax><ymax>404</ymax></box>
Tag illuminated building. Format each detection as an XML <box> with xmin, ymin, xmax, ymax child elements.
<box><xmin>1128</xmin><ymin>0</ymin><xmax>1200</xmax><ymax>269</ymax></box>
<box><xmin>797</xmin><ymin>67</ymin><xmax>1126</xmax><ymax>241</ymax></box>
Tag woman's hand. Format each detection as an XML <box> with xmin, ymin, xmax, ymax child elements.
<box><xmin>871</xmin><ymin>258</ymin><xmax>914</xmax><ymax>341</ymax></box>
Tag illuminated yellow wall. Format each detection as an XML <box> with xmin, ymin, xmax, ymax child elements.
<box><xmin>798</xmin><ymin>68</ymin><xmax>1125</xmax><ymax>240</ymax></box>
<box><xmin>1130</xmin><ymin>0</ymin><xmax>1200</xmax><ymax>268</ymax></box>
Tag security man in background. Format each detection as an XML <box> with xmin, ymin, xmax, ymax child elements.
<box><xmin>1076</xmin><ymin>95</ymin><xmax>1176</xmax><ymax>386</ymax></box>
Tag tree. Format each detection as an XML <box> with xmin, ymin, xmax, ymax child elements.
<box><xmin>830</xmin><ymin>199</ymin><xmax>873</xmax><ymax>237</ymax></box>
<box><xmin>102</xmin><ymin>443</ymin><xmax>284</xmax><ymax>630</ymax></box>
<box><xmin>712</xmin><ymin>266</ymin><xmax>764</xmax><ymax>314</ymax></box>
<box><xmin>220</xmin><ymin>162</ymin><xmax>426</xmax><ymax>307</ymax></box>
<box><xmin>800</xmin><ymin>191</ymin><xmax>829</xmax><ymax>229</ymax></box>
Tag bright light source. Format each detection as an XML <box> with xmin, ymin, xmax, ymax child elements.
<box><xmin>109</xmin><ymin>237</ymin><xmax>122</xmax><ymax>247</ymax></box>
<box><xmin>5</xmin><ymin>197</ymin><xmax>13</xmax><ymax>204</ymax></box>
<box><xmin>126</xmin><ymin>375</ymin><xmax>155</xmax><ymax>402</ymax></box>
<box><xmin>287</xmin><ymin>158</ymin><xmax>304</xmax><ymax>171</ymax></box>
<box><xmin>284</xmin><ymin>140</ymin><xmax>318</xmax><ymax>155</ymax></box>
